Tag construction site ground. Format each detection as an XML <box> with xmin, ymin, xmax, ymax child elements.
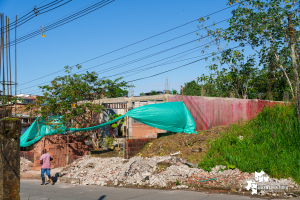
<box><xmin>20</xmin><ymin>124</ymin><xmax>300</xmax><ymax>199</ymax></box>
<box><xmin>138</xmin><ymin>124</ymin><xmax>233</xmax><ymax>164</ymax></box>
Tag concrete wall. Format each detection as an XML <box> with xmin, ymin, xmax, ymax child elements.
<box><xmin>168</xmin><ymin>95</ymin><xmax>284</xmax><ymax>131</ymax></box>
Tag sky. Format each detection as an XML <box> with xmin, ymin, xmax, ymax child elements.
<box><xmin>0</xmin><ymin>0</ymin><xmax>238</xmax><ymax>96</ymax></box>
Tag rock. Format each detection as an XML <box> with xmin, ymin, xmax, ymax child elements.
<box><xmin>177</xmin><ymin>185</ymin><xmax>188</xmax><ymax>189</ymax></box>
<box><xmin>258</xmin><ymin>190</ymin><xmax>266</xmax><ymax>196</ymax></box>
<box><xmin>114</xmin><ymin>180</ymin><xmax>118</xmax><ymax>186</ymax></box>
<box><xmin>231</xmin><ymin>188</ymin><xmax>237</xmax><ymax>193</ymax></box>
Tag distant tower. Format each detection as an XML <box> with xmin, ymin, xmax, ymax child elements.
<box><xmin>129</xmin><ymin>81</ymin><xmax>134</xmax><ymax>97</ymax></box>
<box><xmin>165</xmin><ymin>77</ymin><xmax>170</xmax><ymax>94</ymax></box>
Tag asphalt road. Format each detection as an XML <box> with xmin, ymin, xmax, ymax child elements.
<box><xmin>21</xmin><ymin>179</ymin><xmax>280</xmax><ymax>200</ymax></box>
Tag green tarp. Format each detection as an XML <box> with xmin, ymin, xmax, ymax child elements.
<box><xmin>20</xmin><ymin>101</ymin><xmax>196</xmax><ymax>147</ymax></box>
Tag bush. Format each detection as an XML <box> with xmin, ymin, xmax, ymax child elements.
<box><xmin>199</xmin><ymin>103</ymin><xmax>300</xmax><ymax>184</ymax></box>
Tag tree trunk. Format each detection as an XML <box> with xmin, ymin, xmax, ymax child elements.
<box><xmin>288</xmin><ymin>14</ymin><xmax>300</xmax><ymax>120</ymax></box>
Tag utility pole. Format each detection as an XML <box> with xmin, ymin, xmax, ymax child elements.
<box><xmin>288</xmin><ymin>14</ymin><xmax>300</xmax><ymax>120</ymax></box>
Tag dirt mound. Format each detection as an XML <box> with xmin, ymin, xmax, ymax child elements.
<box><xmin>138</xmin><ymin>125</ymin><xmax>232</xmax><ymax>164</ymax></box>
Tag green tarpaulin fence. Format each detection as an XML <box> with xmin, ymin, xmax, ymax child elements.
<box><xmin>20</xmin><ymin>101</ymin><xmax>196</xmax><ymax>147</ymax></box>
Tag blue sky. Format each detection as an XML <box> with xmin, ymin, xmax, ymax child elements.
<box><xmin>0</xmin><ymin>0</ymin><xmax>238</xmax><ymax>96</ymax></box>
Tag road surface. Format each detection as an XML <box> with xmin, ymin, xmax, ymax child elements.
<box><xmin>21</xmin><ymin>179</ymin><xmax>281</xmax><ymax>200</ymax></box>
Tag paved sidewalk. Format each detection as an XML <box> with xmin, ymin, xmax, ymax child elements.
<box><xmin>21</xmin><ymin>179</ymin><xmax>285</xmax><ymax>200</ymax></box>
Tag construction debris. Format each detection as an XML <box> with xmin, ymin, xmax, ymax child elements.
<box><xmin>20</xmin><ymin>157</ymin><xmax>33</xmax><ymax>172</ymax></box>
<box><xmin>59</xmin><ymin>156</ymin><xmax>300</xmax><ymax>192</ymax></box>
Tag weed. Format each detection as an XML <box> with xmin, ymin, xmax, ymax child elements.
<box><xmin>199</xmin><ymin>103</ymin><xmax>300</xmax><ymax>184</ymax></box>
<box><xmin>176</xmin><ymin>179</ymin><xmax>181</xmax><ymax>185</ymax></box>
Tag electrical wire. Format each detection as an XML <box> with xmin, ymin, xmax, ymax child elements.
<box><xmin>18</xmin><ymin>37</ymin><xmax>206</xmax><ymax>92</ymax></box>
<box><xmin>14</xmin><ymin>4</ymin><xmax>238</xmax><ymax>94</ymax></box>
<box><xmin>18</xmin><ymin>18</ymin><xmax>229</xmax><ymax>87</ymax></box>
<box><xmin>7</xmin><ymin>0</ymin><xmax>115</xmax><ymax>46</ymax></box>
<box><xmin>31</xmin><ymin>44</ymin><xmax>244</xmax><ymax>96</ymax></box>
<box><xmin>2</xmin><ymin>0</ymin><xmax>73</xmax><ymax>33</ymax></box>
<box><xmin>126</xmin><ymin>44</ymin><xmax>244</xmax><ymax>83</ymax></box>
<box><xmin>17</xmin><ymin>40</ymin><xmax>221</xmax><ymax>95</ymax></box>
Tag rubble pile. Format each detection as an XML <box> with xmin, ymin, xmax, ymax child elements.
<box><xmin>20</xmin><ymin>157</ymin><xmax>33</xmax><ymax>172</ymax></box>
<box><xmin>60</xmin><ymin>156</ymin><xmax>299</xmax><ymax>192</ymax></box>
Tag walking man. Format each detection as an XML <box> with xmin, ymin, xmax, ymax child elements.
<box><xmin>40</xmin><ymin>149</ymin><xmax>53</xmax><ymax>185</ymax></box>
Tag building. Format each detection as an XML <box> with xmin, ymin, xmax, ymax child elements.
<box><xmin>92</xmin><ymin>94</ymin><xmax>172</xmax><ymax>139</ymax></box>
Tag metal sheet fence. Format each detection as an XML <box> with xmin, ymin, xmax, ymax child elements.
<box><xmin>168</xmin><ymin>95</ymin><xmax>284</xmax><ymax>131</ymax></box>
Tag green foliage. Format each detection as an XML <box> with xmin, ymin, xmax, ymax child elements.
<box><xmin>223</xmin><ymin>0</ymin><xmax>300</xmax><ymax>99</ymax></box>
<box><xmin>193</xmin><ymin>0</ymin><xmax>300</xmax><ymax>100</ymax></box>
<box><xmin>176</xmin><ymin>178</ymin><xmax>181</xmax><ymax>185</ymax></box>
<box><xmin>199</xmin><ymin>103</ymin><xmax>300</xmax><ymax>184</ymax></box>
<box><xmin>31</xmin><ymin>65</ymin><xmax>130</xmax><ymax>148</ymax></box>
<box><xmin>108</xmin><ymin>113</ymin><xmax>126</xmax><ymax>130</ymax></box>
<box><xmin>140</xmin><ymin>92</ymin><xmax>145</xmax><ymax>96</ymax></box>
<box><xmin>181</xmin><ymin>80</ymin><xmax>202</xmax><ymax>96</ymax></box>
<box><xmin>172</xmin><ymin>89</ymin><xmax>178</xmax><ymax>95</ymax></box>
<box><xmin>100</xmin><ymin>77</ymin><xmax>130</xmax><ymax>98</ymax></box>
<box><xmin>104</xmin><ymin>137</ymin><xmax>113</xmax><ymax>147</ymax></box>
<box><xmin>150</xmin><ymin>90</ymin><xmax>158</xmax><ymax>95</ymax></box>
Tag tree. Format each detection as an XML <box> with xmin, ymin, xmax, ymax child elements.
<box><xmin>35</xmin><ymin>65</ymin><xmax>131</xmax><ymax>149</ymax></box>
<box><xmin>193</xmin><ymin>0</ymin><xmax>299</xmax><ymax>103</ymax></box>
<box><xmin>101</xmin><ymin>77</ymin><xmax>129</xmax><ymax>98</ymax></box>
<box><xmin>181</xmin><ymin>80</ymin><xmax>202</xmax><ymax>96</ymax></box>
<box><xmin>172</xmin><ymin>90</ymin><xmax>178</xmax><ymax>95</ymax></box>
<box><xmin>140</xmin><ymin>92</ymin><xmax>145</xmax><ymax>96</ymax></box>
<box><xmin>149</xmin><ymin>90</ymin><xmax>158</xmax><ymax>95</ymax></box>
<box><xmin>224</xmin><ymin>0</ymin><xmax>300</xmax><ymax>118</ymax></box>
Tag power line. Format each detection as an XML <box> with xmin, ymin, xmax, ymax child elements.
<box><xmin>8</xmin><ymin>0</ymin><xmax>99</xmax><ymax>40</ymax></box>
<box><xmin>15</xmin><ymin>4</ymin><xmax>237</xmax><ymax>93</ymax></box>
<box><xmin>126</xmin><ymin>45</ymin><xmax>243</xmax><ymax>83</ymax></box>
<box><xmin>16</xmin><ymin>40</ymin><xmax>220</xmax><ymax>95</ymax></box>
<box><xmin>30</xmin><ymin>44</ymin><xmax>245</xmax><ymax>96</ymax></box>
<box><xmin>6</xmin><ymin>0</ymin><xmax>115</xmax><ymax>47</ymax></box>
<box><xmin>18</xmin><ymin>17</ymin><xmax>230</xmax><ymax>87</ymax></box>
<box><xmin>2</xmin><ymin>0</ymin><xmax>73</xmax><ymax>33</ymax></box>
<box><xmin>18</xmin><ymin>37</ymin><xmax>206</xmax><ymax>92</ymax></box>
<box><xmin>103</xmin><ymin>41</ymin><xmax>216</xmax><ymax>79</ymax></box>
<box><xmin>16</xmin><ymin>0</ymin><xmax>48</xmax><ymax>16</ymax></box>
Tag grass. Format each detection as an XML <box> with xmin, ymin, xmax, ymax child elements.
<box><xmin>199</xmin><ymin>103</ymin><xmax>300</xmax><ymax>184</ymax></box>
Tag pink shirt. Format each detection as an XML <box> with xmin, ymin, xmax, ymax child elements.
<box><xmin>40</xmin><ymin>153</ymin><xmax>52</xmax><ymax>169</ymax></box>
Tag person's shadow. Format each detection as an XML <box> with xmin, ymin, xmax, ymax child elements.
<box><xmin>98</xmin><ymin>195</ymin><xmax>106</xmax><ymax>200</ymax></box>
